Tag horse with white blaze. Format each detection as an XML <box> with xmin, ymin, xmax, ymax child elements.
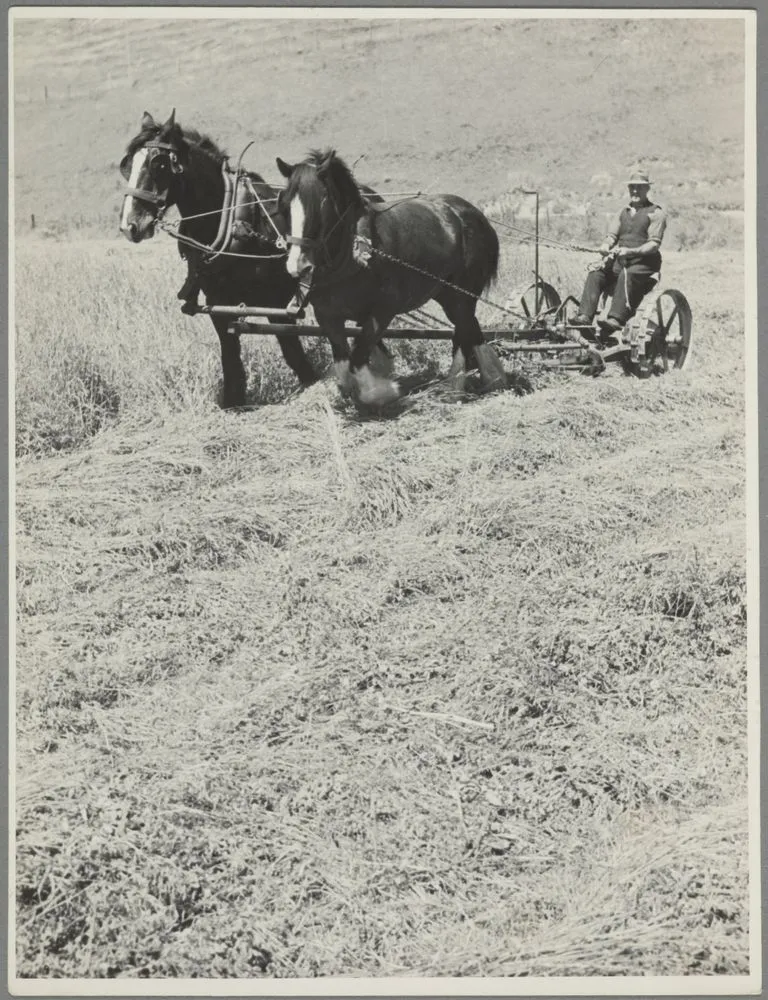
<box><xmin>277</xmin><ymin>148</ymin><xmax>507</xmax><ymax>406</ymax></box>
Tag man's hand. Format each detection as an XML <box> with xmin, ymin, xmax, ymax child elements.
<box><xmin>598</xmin><ymin>242</ymin><xmax>613</xmax><ymax>257</ymax></box>
<box><xmin>616</xmin><ymin>246</ymin><xmax>634</xmax><ymax>261</ymax></box>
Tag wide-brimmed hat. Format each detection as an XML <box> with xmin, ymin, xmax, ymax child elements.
<box><xmin>626</xmin><ymin>171</ymin><xmax>651</xmax><ymax>186</ymax></box>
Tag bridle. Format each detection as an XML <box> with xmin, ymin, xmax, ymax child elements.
<box><xmin>121</xmin><ymin>134</ymin><xmax>291</xmax><ymax>266</ymax></box>
<box><xmin>284</xmin><ymin>181</ymin><xmax>358</xmax><ymax>272</ymax></box>
<box><xmin>121</xmin><ymin>140</ymin><xmax>184</xmax><ymax>216</ymax></box>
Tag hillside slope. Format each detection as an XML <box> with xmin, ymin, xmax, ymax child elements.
<box><xmin>12</xmin><ymin>15</ymin><xmax>745</xmax><ymax>237</ymax></box>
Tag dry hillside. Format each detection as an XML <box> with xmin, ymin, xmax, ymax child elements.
<box><xmin>13</xmin><ymin>16</ymin><xmax>744</xmax><ymax>239</ymax></box>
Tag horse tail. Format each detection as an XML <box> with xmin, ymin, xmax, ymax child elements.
<box><xmin>441</xmin><ymin>195</ymin><xmax>499</xmax><ymax>296</ymax></box>
<box><xmin>466</xmin><ymin>201</ymin><xmax>500</xmax><ymax>294</ymax></box>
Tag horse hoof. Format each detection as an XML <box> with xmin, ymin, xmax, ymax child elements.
<box><xmin>334</xmin><ymin>360</ymin><xmax>354</xmax><ymax>393</ymax></box>
<box><xmin>475</xmin><ymin>343</ymin><xmax>508</xmax><ymax>392</ymax></box>
<box><xmin>355</xmin><ymin>365</ymin><xmax>400</xmax><ymax>406</ymax></box>
<box><xmin>358</xmin><ymin>380</ymin><xmax>400</xmax><ymax>406</ymax></box>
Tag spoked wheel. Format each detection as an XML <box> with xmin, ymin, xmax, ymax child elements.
<box><xmin>623</xmin><ymin>288</ymin><xmax>692</xmax><ymax>378</ymax></box>
<box><xmin>507</xmin><ymin>279</ymin><xmax>561</xmax><ymax>323</ymax></box>
<box><xmin>554</xmin><ymin>294</ymin><xmax>583</xmax><ymax>326</ymax></box>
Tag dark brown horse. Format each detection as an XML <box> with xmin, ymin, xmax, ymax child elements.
<box><xmin>119</xmin><ymin>111</ymin><xmax>318</xmax><ymax>407</ymax></box>
<box><xmin>276</xmin><ymin>148</ymin><xmax>506</xmax><ymax>405</ymax></box>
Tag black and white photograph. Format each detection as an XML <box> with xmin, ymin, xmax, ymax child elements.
<box><xmin>9</xmin><ymin>6</ymin><xmax>760</xmax><ymax>992</ymax></box>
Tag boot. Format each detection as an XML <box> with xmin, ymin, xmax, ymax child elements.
<box><xmin>597</xmin><ymin>316</ymin><xmax>623</xmax><ymax>338</ymax></box>
<box><xmin>596</xmin><ymin>317</ymin><xmax>624</xmax><ymax>346</ymax></box>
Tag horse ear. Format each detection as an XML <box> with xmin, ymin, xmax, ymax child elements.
<box><xmin>276</xmin><ymin>157</ymin><xmax>294</xmax><ymax>179</ymax></box>
<box><xmin>317</xmin><ymin>149</ymin><xmax>336</xmax><ymax>177</ymax></box>
<box><xmin>141</xmin><ymin>111</ymin><xmax>156</xmax><ymax>129</ymax></box>
<box><xmin>163</xmin><ymin>108</ymin><xmax>177</xmax><ymax>130</ymax></box>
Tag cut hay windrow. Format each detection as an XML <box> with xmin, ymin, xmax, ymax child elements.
<box><xmin>16</xmin><ymin>313</ymin><xmax>749</xmax><ymax>978</ymax></box>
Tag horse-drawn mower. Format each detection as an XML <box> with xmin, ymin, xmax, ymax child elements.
<box><xmin>499</xmin><ymin>273</ymin><xmax>692</xmax><ymax>378</ymax></box>
<box><xmin>198</xmin><ymin>250</ymin><xmax>693</xmax><ymax>382</ymax></box>
<box><xmin>192</xmin><ymin>174</ymin><xmax>692</xmax><ymax>382</ymax></box>
<box><xmin>119</xmin><ymin>116</ymin><xmax>692</xmax><ymax>391</ymax></box>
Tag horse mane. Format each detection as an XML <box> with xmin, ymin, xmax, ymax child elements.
<box><xmin>315</xmin><ymin>149</ymin><xmax>365</xmax><ymax>212</ymax></box>
<box><xmin>125</xmin><ymin>120</ymin><xmax>229</xmax><ymax>167</ymax></box>
<box><xmin>285</xmin><ymin>148</ymin><xmax>365</xmax><ymax>236</ymax></box>
<box><xmin>183</xmin><ymin>129</ymin><xmax>228</xmax><ymax>163</ymax></box>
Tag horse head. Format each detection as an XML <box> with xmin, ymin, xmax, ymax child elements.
<box><xmin>119</xmin><ymin>110</ymin><xmax>188</xmax><ymax>243</ymax></box>
<box><xmin>277</xmin><ymin>149</ymin><xmax>365</xmax><ymax>277</ymax></box>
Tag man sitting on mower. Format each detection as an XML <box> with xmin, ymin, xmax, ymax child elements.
<box><xmin>572</xmin><ymin>171</ymin><xmax>667</xmax><ymax>336</ymax></box>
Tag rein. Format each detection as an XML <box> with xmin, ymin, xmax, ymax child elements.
<box><xmin>295</xmin><ymin>187</ymin><xmax>528</xmax><ymax>320</ymax></box>
<box><xmin>284</xmin><ymin>208</ymin><xmax>354</xmax><ymax>264</ymax></box>
<box><xmin>185</xmin><ymin>164</ymin><xmax>288</xmax><ymax>261</ymax></box>
<box><xmin>123</xmin><ymin>187</ymin><xmax>167</xmax><ymax>208</ymax></box>
<box><xmin>122</xmin><ymin>135</ymin><xmax>289</xmax><ymax>261</ymax></box>
<box><xmin>287</xmin><ymin>205</ymin><xmax>363</xmax><ymax>302</ymax></box>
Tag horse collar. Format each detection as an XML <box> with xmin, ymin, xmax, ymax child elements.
<box><xmin>192</xmin><ymin>166</ymin><xmax>287</xmax><ymax>265</ymax></box>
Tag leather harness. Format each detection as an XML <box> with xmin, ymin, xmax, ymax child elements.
<box><xmin>123</xmin><ymin>141</ymin><xmax>286</xmax><ymax>260</ymax></box>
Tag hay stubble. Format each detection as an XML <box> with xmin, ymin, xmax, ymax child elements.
<box><xmin>15</xmin><ymin>247</ymin><xmax>749</xmax><ymax>976</ymax></box>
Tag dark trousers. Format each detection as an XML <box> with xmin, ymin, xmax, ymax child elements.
<box><xmin>579</xmin><ymin>263</ymin><xmax>658</xmax><ymax>324</ymax></box>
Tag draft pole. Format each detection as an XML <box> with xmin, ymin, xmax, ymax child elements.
<box><xmin>522</xmin><ymin>189</ymin><xmax>540</xmax><ymax>317</ymax></box>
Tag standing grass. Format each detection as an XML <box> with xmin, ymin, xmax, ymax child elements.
<box><xmin>14</xmin><ymin>236</ymin><xmax>561</xmax><ymax>457</ymax></box>
<box><xmin>15</xmin><ymin>240</ymin><xmax>216</xmax><ymax>454</ymax></box>
<box><xmin>15</xmin><ymin>238</ymin><xmax>345</xmax><ymax>456</ymax></box>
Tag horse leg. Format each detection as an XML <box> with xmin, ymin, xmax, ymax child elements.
<box><xmin>313</xmin><ymin>312</ymin><xmax>353</xmax><ymax>392</ymax></box>
<box><xmin>212</xmin><ymin>315</ymin><xmax>247</xmax><ymax>408</ymax></box>
<box><xmin>446</xmin><ymin>341</ymin><xmax>469</xmax><ymax>392</ymax></box>
<box><xmin>271</xmin><ymin>319</ymin><xmax>320</xmax><ymax>388</ymax></box>
<box><xmin>436</xmin><ymin>290</ymin><xmax>473</xmax><ymax>391</ymax></box>
<box><xmin>437</xmin><ymin>290</ymin><xmax>506</xmax><ymax>393</ymax></box>
<box><xmin>330</xmin><ymin>338</ymin><xmax>354</xmax><ymax>393</ymax></box>
<box><xmin>471</xmin><ymin>324</ymin><xmax>506</xmax><ymax>391</ymax></box>
<box><xmin>349</xmin><ymin>314</ymin><xmax>399</xmax><ymax>405</ymax></box>
<box><xmin>369</xmin><ymin>340</ymin><xmax>395</xmax><ymax>378</ymax></box>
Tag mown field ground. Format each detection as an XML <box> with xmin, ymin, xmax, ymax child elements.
<box><xmin>11</xmin><ymin>12</ymin><xmax>755</xmax><ymax>983</ymax></box>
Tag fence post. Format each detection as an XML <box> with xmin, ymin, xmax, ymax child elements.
<box><xmin>30</xmin><ymin>214</ymin><xmax>35</xmax><ymax>230</ymax></box>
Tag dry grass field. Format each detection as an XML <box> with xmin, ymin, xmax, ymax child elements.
<box><xmin>11</xmin><ymin>13</ymin><xmax>755</xmax><ymax>983</ymax></box>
